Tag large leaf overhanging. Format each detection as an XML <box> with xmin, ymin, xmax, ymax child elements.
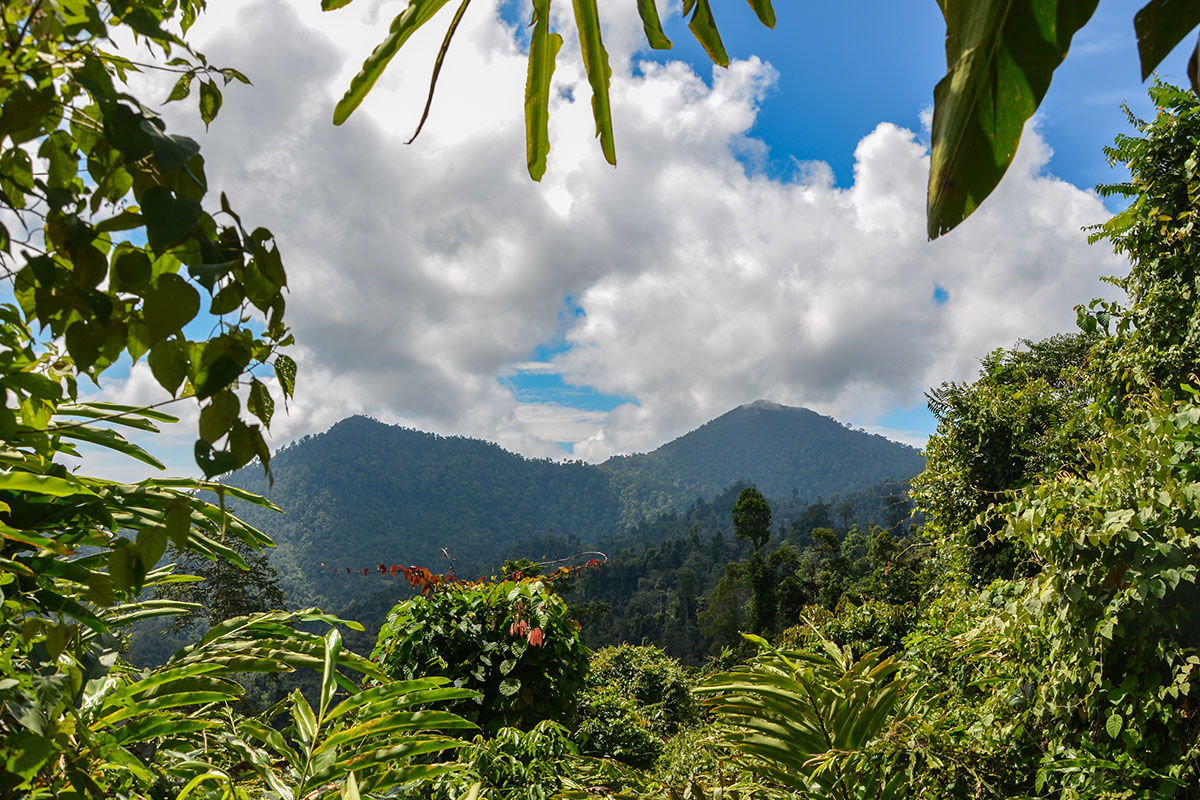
<box><xmin>926</xmin><ymin>0</ymin><xmax>1099</xmax><ymax>239</ymax></box>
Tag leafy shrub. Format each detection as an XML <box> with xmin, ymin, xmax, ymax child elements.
<box><xmin>372</xmin><ymin>578</ymin><xmax>589</xmax><ymax>733</ymax></box>
<box><xmin>574</xmin><ymin>645</ymin><xmax>699</xmax><ymax>768</ymax></box>
<box><xmin>575</xmin><ymin>687</ymin><xmax>665</xmax><ymax>768</ymax></box>
<box><xmin>587</xmin><ymin>645</ymin><xmax>699</xmax><ymax>735</ymax></box>
<box><xmin>779</xmin><ymin>599</ymin><xmax>916</xmax><ymax>657</ymax></box>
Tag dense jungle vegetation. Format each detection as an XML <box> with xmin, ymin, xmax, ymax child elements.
<box><xmin>4</xmin><ymin>0</ymin><xmax>1200</xmax><ymax>798</ymax></box>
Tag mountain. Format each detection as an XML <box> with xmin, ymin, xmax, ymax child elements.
<box><xmin>225</xmin><ymin>416</ymin><xmax>622</xmax><ymax>611</ymax></box>
<box><xmin>599</xmin><ymin>401</ymin><xmax>926</xmax><ymax>522</ymax></box>
<box><xmin>223</xmin><ymin>402</ymin><xmax>924</xmax><ymax>614</ymax></box>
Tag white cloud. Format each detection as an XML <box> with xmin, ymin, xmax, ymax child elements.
<box><xmin>86</xmin><ymin>0</ymin><xmax>1127</xmax><ymax>477</ymax></box>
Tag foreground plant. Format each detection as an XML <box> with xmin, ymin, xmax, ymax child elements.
<box><xmin>694</xmin><ymin>634</ymin><xmax>906</xmax><ymax>800</ymax></box>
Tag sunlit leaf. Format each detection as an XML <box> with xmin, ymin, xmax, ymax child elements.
<box><xmin>525</xmin><ymin>0</ymin><xmax>563</xmax><ymax>180</ymax></box>
<box><xmin>572</xmin><ymin>0</ymin><xmax>616</xmax><ymax>165</ymax></box>
<box><xmin>333</xmin><ymin>0</ymin><xmax>454</xmax><ymax>125</ymax></box>
<box><xmin>926</xmin><ymin>0</ymin><xmax>1099</xmax><ymax>238</ymax></box>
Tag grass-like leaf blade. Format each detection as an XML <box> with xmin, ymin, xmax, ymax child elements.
<box><xmin>572</xmin><ymin>0</ymin><xmax>616</xmax><ymax>165</ymax></box>
<box><xmin>746</xmin><ymin>0</ymin><xmax>776</xmax><ymax>28</ymax></box>
<box><xmin>687</xmin><ymin>0</ymin><xmax>729</xmax><ymax>67</ymax></box>
<box><xmin>636</xmin><ymin>0</ymin><xmax>672</xmax><ymax>49</ymax></box>
<box><xmin>334</xmin><ymin>0</ymin><xmax>454</xmax><ymax>125</ymax></box>
<box><xmin>525</xmin><ymin>0</ymin><xmax>563</xmax><ymax>180</ymax></box>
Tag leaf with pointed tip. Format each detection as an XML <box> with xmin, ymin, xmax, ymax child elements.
<box><xmin>746</xmin><ymin>0</ymin><xmax>776</xmax><ymax>28</ymax></box>
<box><xmin>687</xmin><ymin>0</ymin><xmax>728</xmax><ymax>66</ymax></box>
<box><xmin>334</xmin><ymin>0</ymin><xmax>455</xmax><ymax>125</ymax></box>
<box><xmin>407</xmin><ymin>0</ymin><xmax>474</xmax><ymax>145</ymax></box>
<box><xmin>636</xmin><ymin>0</ymin><xmax>672</xmax><ymax>49</ymax></box>
<box><xmin>57</xmin><ymin>424</ymin><xmax>165</xmax><ymax>469</ymax></box>
<box><xmin>926</xmin><ymin>0</ymin><xmax>1099</xmax><ymax>239</ymax></box>
<box><xmin>572</xmin><ymin>0</ymin><xmax>616</xmax><ymax>165</ymax></box>
<box><xmin>525</xmin><ymin>0</ymin><xmax>563</xmax><ymax>180</ymax></box>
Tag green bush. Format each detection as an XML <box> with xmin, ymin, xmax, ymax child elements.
<box><xmin>779</xmin><ymin>599</ymin><xmax>916</xmax><ymax>657</ymax></box>
<box><xmin>372</xmin><ymin>578</ymin><xmax>589</xmax><ymax>734</ymax></box>
<box><xmin>574</xmin><ymin>645</ymin><xmax>699</xmax><ymax>767</ymax></box>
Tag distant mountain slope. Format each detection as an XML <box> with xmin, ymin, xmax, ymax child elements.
<box><xmin>599</xmin><ymin>401</ymin><xmax>925</xmax><ymax>522</ymax></box>
<box><xmin>223</xmin><ymin>403</ymin><xmax>924</xmax><ymax>614</ymax></box>
<box><xmin>226</xmin><ymin>416</ymin><xmax>623</xmax><ymax>611</ymax></box>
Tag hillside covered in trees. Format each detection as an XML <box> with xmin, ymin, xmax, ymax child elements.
<box><xmin>599</xmin><ymin>400</ymin><xmax>926</xmax><ymax>522</ymax></box>
<box><xmin>222</xmin><ymin>401</ymin><xmax>924</xmax><ymax>614</ymax></box>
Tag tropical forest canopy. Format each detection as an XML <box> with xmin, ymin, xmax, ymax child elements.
<box><xmin>3</xmin><ymin>0</ymin><xmax>1200</xmax><ymax>798</ymax></box>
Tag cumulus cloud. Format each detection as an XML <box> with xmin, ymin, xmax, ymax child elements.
<box><xmin>92</xmin><ymin>0</ymin><xmax>1127</xmax><ymax>476</ymax></box>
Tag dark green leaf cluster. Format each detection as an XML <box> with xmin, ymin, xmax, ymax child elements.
<box><xmin>372</xmin><ymin>578</ymin><xmax>589</xmax><ymax>734</ymax></box>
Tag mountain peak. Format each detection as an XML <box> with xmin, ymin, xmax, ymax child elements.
<box><xmin>739</xmin><ymin>399</ymin><xmax>788</xmax><ymax>411</ymax></box>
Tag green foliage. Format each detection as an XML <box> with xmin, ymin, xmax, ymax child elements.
<box><xmin>0</xmin><ymin>607</ymin><xmax>473</xmax><ymax>798</ymax></box>
<box><xmin>732</xmin><ymin>488</ymin><xmax>771</xmax><ymax>551</ymax></box>
<box><xmin>154</xmin><ymin>537</ymin><xmax>286</xmax><ymax>633</ymax></box>
<box><xmin>0</xmin><ymin>0</ymin><xmax>294</xmax><ymax>481</ymax></box>
<box><xmin>912</xmin><ymin>333</ymin><xmax>1096</xmax><ymax>584</ymax></box>
<box><xmin>431</xmin><ymin>720</ymin><xmax>579</xmax><ymax>800</ymax></box>
<box><xmin>1087</xmin><ymin>80</ymin><xmax>1200</xmax><ymax>407</ymax></box>
<box><xmin>372</xmin><ymin>578</ymin><xmax>589</xmax><ymax>734</ymax></box>
<box><xmin>325</xmin><ymin>0</ymin><xmax>1200</xmax><ymax>238</ymax></box>
<box><xmin>995</xmin><ymin>393</ymin><xmax>1200</xmax><ymax>795</ymax></box>
<box><xmin>696</xmin><ymin>634</ymin><xmax>906</xmax><ymax>799</ymax></box>
<box><xmin>780</xmin><ymin>600</ymin><xmax>916</xmax><ymax>658</ymax></box>
<box><xmin>575</xmin><ymin>645</ymin><xmax>699</xmax><ymax>767</ymax></box>
<box><xmin>601</xmin><ymin>403</ymin><xmax>925</xmax><ymax>525</ymax></box>
<box><xmin>324</xmin><ymin>0</ymin><xmax>774</xmax><ymax>178</ymax></box>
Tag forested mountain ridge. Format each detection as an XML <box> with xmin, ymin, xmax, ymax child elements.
<box><xmin>222</xmin><ymin>403</ymin><xmax>924</xmax><ymax>613</ymax></box>
<box><xmin>225</xmin><ymin>415</ymin><xmax>623</xmax><ymax>611</ymax></box>
<box><xmin>600</xmin><ymin>400</ymin><xmax>926</xmax><ymax>522</ymax></box>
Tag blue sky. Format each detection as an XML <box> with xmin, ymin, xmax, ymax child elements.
<box><xmin>78</xmin><ymin>0</ymin><xmax>1194</xmax><ymax>479</ymax></box>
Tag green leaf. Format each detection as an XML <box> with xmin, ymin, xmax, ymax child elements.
<box><xmin>56</xmin><ymin>424</ymin><xmax>166</xmax><ymax>469</ymax></box>
<box><xmin>319</xmin><ymin>628</ymin><xmax>343</xmax><ymax>718</ymax></box>
<box><xmin>333</xmin><ymin>0</ymin><xmax>455</xmax><ymax>125</ymax></box>
<box><xmin>148</xmin><ymin>339</ymin><xmax>188</xmax><ymax>395</ymax></box>
<box><xmin>292</xmin><ymin>688</ymin><xmax>318</xmax><ymax>745</ymax></box>
<box><xmin>165</xmin><ymin>497</ymin><xmax>192</xmax><ymax>549</ymax></box>
<box><xmin>926</xmin><ymin>0</ymin><xmax>1099</xmax><ymax>239</ymax></box>
<box><xmin>65</xmin><ymin>320</ymin><xmax>104</xmax><ymax>370</ymax></box>
<box><xmin>166</xmin><ymin>72</ymin><xmax>193</xmax><ymax>102</ymax></box>
<box><xmin>136</xmin><ymin>525</ymin><xmax>167</xmax><ymax>567</ymax></box>
<box><xmin>199</xmin><ymin>80</ymin><xmax>222</xmax><ymax>129</ymax></box>
<box><xmin>636</xmin><ymin>0</ymin><xmax>672</xmax><ymax>48</ymax></box>
<box><xmin>572</xmin><ymin>0</ymin><xmax>616</xmax><ymax>165</ymax></box>
<box><xmin>323</xmin><ymin>0</ymin><xmax>356</xmax><ymax>9</ymax></box>
<box><xmin>140</xmin><ymin>187</ymin><xmax>203</xmax><ymax>251</ymax></box>
<box><xmin>194</xmin><ymin>438</ymin><xmax>239</xmax><ymax>478</ymax></box>
<box><xmin>406</xmin><ymin>0</ymin><xmax>474</xmax><ymax>145</ymax></box>
<box><xmin>1106</xmin><ymin>711</ymin><xmax>1123</xmax><ymax>739</ymax></box>
<box><xmin>109</xmin><ymin>540</ymin><xmax>147</xmax><ymax>594</ymax></box>
<box><xmin>194</xmin><ymin>355</ymin><xmax>244</xmax><ymax>400</ymax></box>
<box><xmin>343</xmin><ymin>771</ymin><xmax>361</xmax><ymax>800</ymax></box>
<box><xmin>1134</xmin><ymin>0</ymin><xmax>1200</xmax><ymax>80</ymax></box>
<box><xmin>687</xmin><ymin>0</ymin><xmax>729</xmax><ymax>67</ymax></box>
<box><xmin>144</xmin><ymin>273</ymin><xmax>201</xmax><ymax>340</ymax></box>
<box><xmin>248</xmin><ymin>379</ymin><xmax>275</xmax><ymax>426</ymax></box>
<box><xmin>0</xmin><ymin>472</ymin><xmax>97</xmax><ymax>497</ymax></box>
<box><xmin>499</xmin><ymin>678</ymin><xmax>520</xmax><ymax>696</ymax></box>
<box><xmin>275</xmin><ymin>354</ymin><xmax>297</xmax><ymax>398</ymax></box>
<box><xmin>746</xmin><ymin>0</ymin><xmax>776</xmax><ymax>28</ymax></box>
<box><xmin>199</xmin><ymin>390</ymin><xmax>240</xmax><ymax>442</ymax></box>
<box><xmin>525</xmin><ymin>0</ymin><xmax>563</xmax><ymax>181</ymax></box>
